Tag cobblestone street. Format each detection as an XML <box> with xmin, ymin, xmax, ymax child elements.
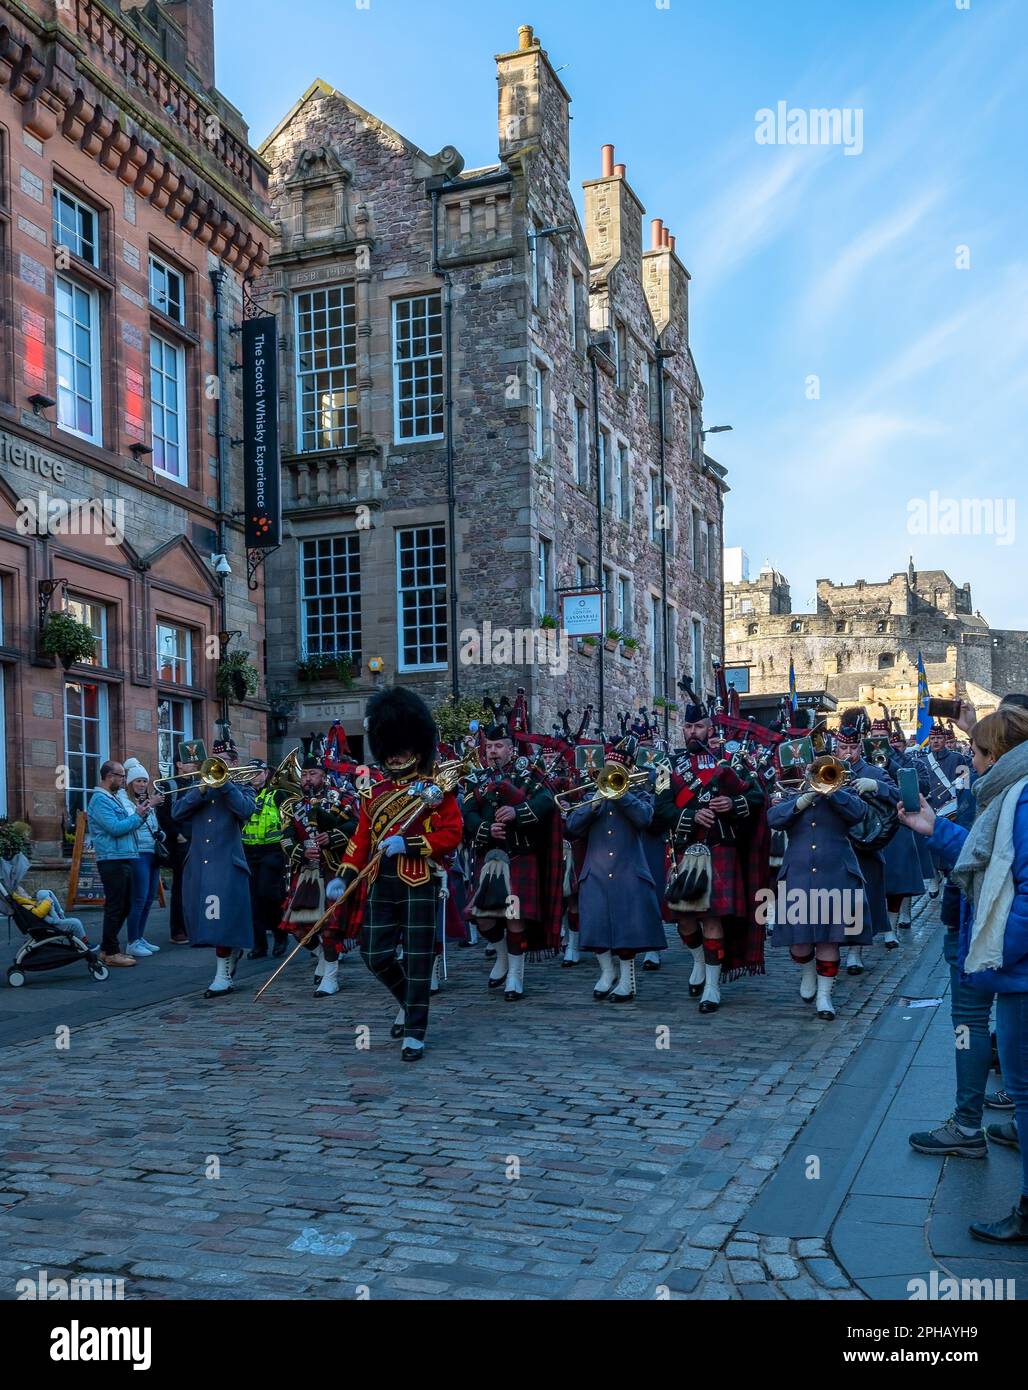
<box><xmin>3</xmin><ymin>897</ymin><xmax>992</xmax><ymax>1302</ymax></box>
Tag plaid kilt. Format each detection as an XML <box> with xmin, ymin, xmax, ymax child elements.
<box><xmin>706</xmin><ymin>843</ymin><xmax>747</xmax><ymax>918</ymax></box>
<box><xmin>506</xmin><ymin>850</ymin><xmax>541</xmax><ymax>923</ymax></box>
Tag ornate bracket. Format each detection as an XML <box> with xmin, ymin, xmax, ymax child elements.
<box><xmin>38</xmin><ymin>578</ymin><xmax>68</xmax><ymax>632</ymax></box>
<box><xmin>247</xmin><ymin>546</ymin><xmax>278</xmax><ymax>591</ymax></box>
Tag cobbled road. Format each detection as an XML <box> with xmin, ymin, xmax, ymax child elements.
<box><xmin>0</xmin><ymin>904</ymin><xmax>937</xmax><ymax>1300</ymax></box>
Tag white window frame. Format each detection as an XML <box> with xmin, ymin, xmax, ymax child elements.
<box><xmin>528</xmin><ymin>225</ymin><xmax>541</xmax><ymax>306</ymax></box>
<box><xmin>155</xmin><ymin>621</ymin><xmax>194</xmax><ymax>686</ymax></box>
<box><xmin>538</xmin><ymin>538</ymin><xmax>551</xmax><ymax>619</ymax></box>
<box><xmin>65</xmin><ymin>595</ymin><xmax>107</xmax><ymax>667</ymax></box>
<box><xmin>568</xmin><ymin>269</ymin><xmax>580</xmax><ymax>347</ymax></box>
<box><xmin>150</xmin><ymin>332</ymin><xmax>188</xmax><ymax>484</ymax></box>
<box><xmin>574</xmin><ymin>401</ymin><xmax>587</xmax><ymax>486</ymax></box>
<box><xmin>650</xmin><ymin>594</ymin><xmax>661</xmax><ymax>700</ymax></box>
<box><xmin>392</xmin><ymin>292</ymin><xmax>444</xmax><ymax>443</ymax></box>
<box><xmin>396</xmin><ymin>524</ymin><xmax>448</xmax><ymax>673</ymax></box>
<box><xmin>296</xmin><ymin>284</ymin><xmax>359</xmax><ymax>452</ymax></box>
<box><xmin>52</xmin><ymin>186</ymin><xmax>98</xmax><ymax>267</ymax></box>
<box><xmin>64</xmin><ymin>678</ymin><xmax>110</xmax><ymax>820</ymax></box>
<box><xmin>615</xmin><ymin>321</ymin><xmax>627</xmax><ymax>388</ymax></box>
<box><xmin>148</xmin><ymin>254</ymin><xmax>185</xmax><ymax>324</ymax></box>
<box><xmin>692</xmin><ymin>617</ymin><xmax>704</xmax><ymax>694</ymax></box>
<box><xmin>157</xmin><ymin>695</ymin><xmax>194</xmax><ymax>782</ymax></box>
<box><xmin>300</xmin><ymin>535</ymin><xmax>363</xmax><ymax>659</ymax></box>
<box><xmin>55</xmin><ymin>275</ymin><xmax>102</xmax><ymax>446</ymax></box>
<box><xmin>533</xmin><ymin>366</ymin><xmax>546</xmax><ymax>459</ymax></box>
<box><xmin>612</xmin><ymin>443</ymin><xmax>623</xmax><ymax>519</ymax></box>
<box><xmin>617</xmin><ymin>575</ymin><xmax>631</xmax><ymax>637</ymax></box>
<box><xmin>598</xmin><ymin>428</ymin><xmax>609</xmax><ymax>508</ymax></box>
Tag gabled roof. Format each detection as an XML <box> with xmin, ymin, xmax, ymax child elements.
<box><xmin>258</xmin><ymin>78</ymin><xmax>433</xmax><ymax>163</ymax></box>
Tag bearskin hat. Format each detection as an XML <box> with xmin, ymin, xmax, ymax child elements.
<box><xmin>836</xmin><ymin>705</ymin><xmax>868</xmax><ymax>741</ymax></box>
<box><xmin>365</xmin><ymin>686</ymin><xmax>438</xmax><ymax>774</ymax></box>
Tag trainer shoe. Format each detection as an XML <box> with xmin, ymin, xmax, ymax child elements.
<box><xmin>126</xmin><ymin>940</ymin><xmax>150</xmax><ymax>958</ymax></box>
<box><xmin>985</xmin><ymin>1121</ymin><xmax>1020</xmax><ymax>1151</ymax></box>
<box><xmin>986</xmin><ymin>1089</ymin><xmax>1015</xmax><ymax>1111</ymax></box>
<box><xmin>908</xmin><ymin>1116</ymin><xmax>987</xmax><ymax>1158</ymax></box>
<box><xmin>100</xmin><ymin>952</ymin><xmax>136</xmax><ymax>967</ymax></box>
<box><xmin>137</xmin><ymin>939</ymin><xmax>160</xmax><ymax>953</ymax></box>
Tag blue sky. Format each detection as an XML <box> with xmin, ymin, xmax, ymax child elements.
<box><xmin>216</xmin><ymin>0</ymin><xmax>1027</xmax><ymax>628</ymax></box>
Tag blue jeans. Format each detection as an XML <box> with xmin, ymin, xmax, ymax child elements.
<box><xmin>945</xmin><ymin>928</ymin><xmax>995</xmax><ymax>1129</ymax></box>
<box><xmin>126</xmin><ymin>853</ymin><xmax>159</xmax><ymax>943</ymax></box>
<box><xmin>995</xmin><ymin>992</ymin><xmax>1028</xmax><ymax>1199</ymax></box>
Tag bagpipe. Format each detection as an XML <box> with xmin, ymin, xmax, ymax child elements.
<box><xmin>664</xmin><ymin>750</ymin><xmax>750</xmax><ymax>915</ymax></box>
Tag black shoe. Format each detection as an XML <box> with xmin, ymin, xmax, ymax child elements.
<box><xmin>390</xmin><ymin>1022</ymin><xmax>405</xmax><ymax>1040</ymax></box>
<box><xmin>401</xmin><ymin>1045</ymin><xmax>424</xmax><ymax>1062</ymax></box>
<box><xmin>986</xmin><ymin>1089</ymin><xmax>1016</xmax><ymax>1111</ymax></box>
<box><xmin>204</xmin><ymin>986</ymin><xmax>234</xmax><ymax>1000</ymax></box>
<box><xmin>698</xmin><ymin>1000</ymin><xmax>719</xmax><ymax>1014</ymax></box>
<box><xmin>847</xmin><ymin>964</ymin><xmax>864</xmax><ymax>976</ymax></box>
<box><xmin>688</xmin><ymin>983</ymin><xmax>703</xmax><ymax>998</ymax></box>
<box><xmin>817</xmin><ymin>1008</ymin><xmax>836</xmax><ymax>1021</ymax></box>
<box><xmin>642</xmin><ymin>959</ymin><xmax>660</xmax><ymax>972</ymax></box>
<box><xmin>504</xmin><ymin>988</ymin><xmax>523</xmax><ymax>1002</ymax></box>
<box><xmin>247</xmin><ymin>948</ymin><xmax>267</xmax><ymax>960</ymax></box>
<box><xmin>985</xmin><ymin>1122</ymin><xmax>1020</xmax><ymax>1150</ymax></box>
<box><xmin>271</xmin><ymin>936</ymin><xmax>288</xmax><ymax>958</ymax></box>
<box><xmin>484</xmin><ymin>945</ymin><xmax>496</xmax><ymax>959</ymax></box>
<box><xmin>561</xmin><ymin>957</ymin><xmax>578</xmax><ymax>968</ymax></box>
<box><xmin>970</xmin><ymin>1204</ymin><xmax>1028</xmax><ymax>1244</ymax></box>
<box><xmin>609</xmin><ymin>991</ymin><xmax>635</xmax><ymax>1003</ymax></box>
<box><xmin>487</xmin><ymin>974</ymin><xmax>507</xmax><ymax>990</ymax></box>
<box><xmin>909</xmin><ymin>1118</ymin><xmax>987</xmax><ymax>1158</ymax></box>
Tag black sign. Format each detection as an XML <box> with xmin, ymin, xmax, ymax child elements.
<box><xmin>242</xmin><ymin>316</ymin><xmax>281</xmax><ymax>548</ymax></box>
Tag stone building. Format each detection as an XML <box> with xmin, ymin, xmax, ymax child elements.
<box><xmin>724</xmin><ymin>557</ymin><xmax>1028</xmax><ymax>725</ymax></box>
<box><xmin>258</xmin><ymin>22</ymin><xmax>726</xmax><ymax>758</ymax></box>
<box><xmin>0</xmin><ymin>0</ymin><xmax>271</xmax><ymax>863</ymax></box>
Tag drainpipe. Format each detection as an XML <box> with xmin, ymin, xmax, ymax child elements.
<box><xmin>210</xmin><ymin>267</ymin><xmax>230</xmax><ymax>727</ymax></box>
<box><xmin>656</xmin><ymin>342</ymin><xmax>673</xmax><ymax>740</ymax></box>
<box><xmin>431</xmin><ymin>188</ymin><xmax>460</xmax><ymax>701</ymax></box>
<box><xmin>588</xmin><ymin>343</ymin><xmax>605</xmax><ymax>735</ymax></box>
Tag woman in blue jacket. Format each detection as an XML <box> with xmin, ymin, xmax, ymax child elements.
<box><xmin>899</xmin><ymin>705</ymin><xmax>1028</xmax><ymax>1244</ymax></box>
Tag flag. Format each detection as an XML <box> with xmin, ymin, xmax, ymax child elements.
<box><xmin>788</xmin><ymin>656</ymin><xmax>798</xmax><ymax>715</ymax></box>
<box><xmin>915</xmin><ymin>651</ymin><xmax>933</xmax><ymax>746</ymax></box>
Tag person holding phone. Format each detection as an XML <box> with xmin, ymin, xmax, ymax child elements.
<box><xmin>898</xmin><ymin>705</ymin><xmax>1028</xmax><ymax>1243</ymax></box>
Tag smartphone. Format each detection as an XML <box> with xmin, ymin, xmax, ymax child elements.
<box><xmin>898</xmin><ymin>766</ymin><xmax>921</xmax><ymax>813</ymax></box>
<box><xmin>927</xmin><ymin>697</ymin><xmax>962</xmax><ymax>720</ymax></box>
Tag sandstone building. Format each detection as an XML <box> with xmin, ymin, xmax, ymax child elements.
<box><xmin>258</xmin><ymin>23</ymin><xmax>726</xmax><ymax>758</ymax></box>
<box><xmin>0</xmin><ymin>0</ymin><xmax>271</xmax><ymax>859</ymax></box>
<box><xmin>724</xmin><ymin>556</ymin><xmax>1028</xmax><ymax>726</ymax></box>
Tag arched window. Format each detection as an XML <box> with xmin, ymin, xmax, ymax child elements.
<box><xmin>878</xmin><ymin>652</ymin><xmax>895</xmax><ymax>669</ymax></box>
<box><xmin>747</xmin><ymin>623</ymin><xmax>758</xmax><ymax>636</ymax></box>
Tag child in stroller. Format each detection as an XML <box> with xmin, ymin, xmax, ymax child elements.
<box><xmin>0</xmin><ymin>852</ymin><xmax>108</xmax><ymax>985</ymax></box>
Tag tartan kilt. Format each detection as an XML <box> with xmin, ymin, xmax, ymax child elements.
<box><xmin>472</xmin><ymin>849</ymin><xmax>541</xmax><ymax>923</ymax></box>
<box><xmin>705</xmin><ymin>843</ymin><xmax>747</xmax><ymax>918</ymax></box>
<box><xmin>322</xmin><ymin>878</ymin><xmax>366</xmax><ymax>953</ymax></box>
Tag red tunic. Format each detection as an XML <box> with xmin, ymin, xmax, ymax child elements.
<box><xmin>341</xmin><ymin>778</ymin><xmax>463</xmax><ymax>888</ymax></box>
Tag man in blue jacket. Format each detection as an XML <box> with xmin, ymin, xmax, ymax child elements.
<box><xmin>86</xmin><ymin>761</ymin><xmax>151</xmax><ymax>967</ymax></box>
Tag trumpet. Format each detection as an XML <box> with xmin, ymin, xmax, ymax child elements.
<box><xmin>802</xmin><ymin>755</ymin><xmax>851</xmax><ymax>796</ymax></box>
<box><xmin>555</xmin><ymin>761</ymin><xmax>651</xmax><ymax>809</ymax></box>
<box><xmin>154</xmin><ymin>747</ymin><xmax>302</xmax><ymax>797</ymax></box>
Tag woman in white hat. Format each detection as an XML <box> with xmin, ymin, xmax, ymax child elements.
<box><xmin>117</xmin><ymin>759</ymin><xmax>165</xmax><ymax>957</ymax></box>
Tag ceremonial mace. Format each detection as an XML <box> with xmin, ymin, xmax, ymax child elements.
<box><xmin>253</xmin><ymin>749</ymin><xmax>477</xmax><ymax>1001</ymax></box>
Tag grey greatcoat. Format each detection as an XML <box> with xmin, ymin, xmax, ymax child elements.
<box><xmin>766</xmin><ymin>789</ymin><xmax>873</xmax><ymax>946</ymax></box>
<box><xmin>172</xmin><ymin>782</ymin><xmax>257</xmax><ymax>949</ymax></box>
<box><xmin>880</xmin><ymin>753</ymin><xmax>929</xmax><ymax>897</ymax></box>
<box><xmin>565</xmin><ymin>790</ymin><xmax>666</xmax><ymax>952</ymax></box>
<box><xmin>847</xmin><ymin>758</ymin><xmax>893</xmax><ymax>935</ymax></box>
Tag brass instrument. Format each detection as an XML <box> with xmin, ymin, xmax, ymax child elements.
<box><xmin>870</xmin><ymin>749</ymin><xmax>891</xmax><ymax>768</ymax></box>
<box><xmin>154</xmin><ymin>747</ymin><xmax>302</xmax><ymax>797</ymax></box>
<box><xmin>555</xmin><ymin>760</ymin><xmax>650</xmax><ymax>809</ymax></box>
<box><xmin>803</xmin><ymin>754</ymin><xmax>851</xmax><ymax>796</ymax></box>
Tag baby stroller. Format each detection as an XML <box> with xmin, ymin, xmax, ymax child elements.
<box><xmin>0</xmin><ymin>878</ymin><xmax>108</xmax><ymax>986</ymax></box>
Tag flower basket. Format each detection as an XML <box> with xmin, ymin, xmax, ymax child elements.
<box><xmin>216</xmin><ymin>651</ymin><xmax>260</xmax><ymax>703</ymax></box>
<box><xmin>621</xmin><ymin>637</ymin><xmax>639</xmax><ymax>659</ymax></box>
<box><xmin>578</xmin><ymin>637</ymin><xmax>598</xmax><ymax>657</ymax></box>
<box><xmin>39</xmin><ymin>613</ymin><xmax>96</xmax><ymax>669</ymax></box>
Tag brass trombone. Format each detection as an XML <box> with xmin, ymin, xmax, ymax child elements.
<box><xmin>803</xmin><ymin>754</ymin><xmax>851</xmax><ymax>796</ymax></box>
<box><xmin>555</xmin><ymin>760</ymin><xmax>651</xmax><ymax>809</ymax></box>
<box><xmin>153</xmin><ymin>747</ymin><xmax>302</xmax><ymax>797</ymax></box>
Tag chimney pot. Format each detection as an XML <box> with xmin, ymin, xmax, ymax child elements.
<box><xmin>668</xmin><ymin>234</ymin><xmax>676</xmax><ymax>252</ymax></box>
<box><xmin>650</xmin><ymin>218</ymin><xmax>664</xmax><ymax>251</ymax></box>
<box><xmin>518</xmin><ymin>24</ymin><xmax>535</xmax><ymax>51</ymax></box>
<box><xmin>613</xmin><ymin>163</ymin><xmax>625</xmax><ymax>177</ymax></box>
<box><xmin>662</xmin><ymin>227</ymin><xmax>671</xmax><ymax>247</ymax></box>
<box><xmin>601</xmin><ymin>144</ymin><xmax>615</xmax><ymax>177</ymax></box>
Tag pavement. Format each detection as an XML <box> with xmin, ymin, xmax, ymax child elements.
<box><xmin>0</xmin><ymin>896</ymin><xmax>1023</xmax><ymax>1300</ymax></box>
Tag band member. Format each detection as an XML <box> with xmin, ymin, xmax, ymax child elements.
<box><xmin>463</xmin><ymin>711</ymin><xmax>560</xmax><ymax>1000</ymax></box>
<box><xmin>833</xmin><ymin>712</ymin><xmax>896</xmax><ymax>973</ymax></box>
<box><xmin>281</xmin><ymin>757</ymin><xmax>354</xmax><ymax>996</ymax></box>
<box><xmin>869</xmin><ymin>718</ymin><xmax>928</xmax><ymax>935</ymax></box>
<box><xmin>333</xmin><ymin>687</ymin><xmax>462</xmax><ymax>1060</ymax></box>
<box><xmin>241</xmin><ymin>760</ymin><xmax>289</xmax><ymax>959</ymax></box>
<box><xmin>171</xmin><ymin>759</ymin><xmax>257</xmax><ymax>999</ymax></box>
<box><xmin>767</xmin><ymin>766</ymin><xmax>873</xmax><ymax>1019</ymax></box>
<box><xmin>654</xmin><ymin>682</ymin><xmax>768</xmax><ymax>1013</ymax></box>
<box><xmin>564</xmin><ymin>736</ymin><xmax>665</xmax><ymax>1001</ymax></box>
<box><xmin>155</xmin><ymin>744</ymin><xmax>202</xmax><ymax>945</ymax></box>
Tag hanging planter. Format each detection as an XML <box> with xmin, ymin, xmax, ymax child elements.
<box><xmin>621</xmin><ymin>636</ymin><xmax>639</xmax><ymax>659</ymax></box>
<box><xmin>578</xmin><ymin>635</ymin><xmax>598</xmax><ymax>657</ymax></box>
<box><xmin>604</xmin><ymin>628</ymin><xmax>622</xmax><ymax>653</ymax></box>
<box><xmin>39</xmin><ymin>613</ymin><xmax>96</xmax><ymax>670</ymax></box>
<box><xmin>216</xmin><ymin>650</ymin><xmax>260</xmax><ymax>703</ymax></box>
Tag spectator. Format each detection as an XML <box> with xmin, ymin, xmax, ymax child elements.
<box><xmin>118</xmin><ymin>759</ymin><xmax>165</xmax><ymax>957</ymax></box>
<box><xmin>86</xmin><ymin>761</ymin><xmax>150</xmax><ymax>967</ymax></box>
<box><xmin>900</xmin><ymin>705</ymin><xmax>1028</xmax><ymax>1244</ymax></box>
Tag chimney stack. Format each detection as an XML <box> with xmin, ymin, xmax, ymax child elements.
<box><xmin>650</xmin><ymin>218</ymin><xmax>664</xmax><ymax>251</ymax></box>
<box><xmin>497</xmin><ymin>24</ymin><xmax>571</xmax><ymax>173</ymax></box>
<box><xmin>583</xmin><ymin>144</ymin><xmax>645</xmax><ymax>273</ymax></box>
<box><xmin>162</xmin><ymin>0</ymin><xmax>216</xmax><ymax>90</ymax></box>
<box><xmin>601</xmin><ymin>144</ymin><xmax>615</xmax><ymax>177</ymax></box>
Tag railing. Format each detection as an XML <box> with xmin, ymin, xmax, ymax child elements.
<box><xmin>284</xmin><ymin>454</ymin><xmax>357</xmax><ymax>508</ymax></box>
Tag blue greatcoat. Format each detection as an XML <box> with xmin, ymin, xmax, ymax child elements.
<box><xmin>878</xmin><ymin>754</ymin><xmax>928</xmax><ymax>897</ymax></box>
<box><xmin>565</xmin><ymin>790</ymin><xmax>666</xmax><ymax>952</ymax></box>
<box><xmin>767</xmin><ymin>789</ymin><xmax>873</xmax><ymax>946</ymax></box>
<box><xmin>172</xmin><ymin>782</ymin><xmax>257</xmax><ymax>949</ymax></box>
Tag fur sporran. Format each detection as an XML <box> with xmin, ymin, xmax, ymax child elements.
<box><xmin>666</xmin><ymin>844</ymin><xmax>713</xmax><ymax>913</ymax></box>
<box><xmin>285</xmin><ymin>866</ymin><xmax>325</xmax><ymax>925</ymax></box>
<box><xmin>469</xmin><ymin>848</ymin><xmax>512</xmax><ymax>917</ymax></box>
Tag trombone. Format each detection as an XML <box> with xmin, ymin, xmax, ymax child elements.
<box><xmin>555</xmin><ymin>760</ymin><xmax>651</xmax><ymax>809</ymax></box>
<box><xmin>153</xmin><ymin>747</ymin><xmax>302</xmax><ymax>797</ymax></box>
<box><xmin>801</xmin><ymin>755</ymin><xmax>851</xmax><ymax>796</ymax></box>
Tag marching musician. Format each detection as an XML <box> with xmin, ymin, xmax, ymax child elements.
<box><xmin>170</xmin><ymin>734</ymin><xmax>257</xmax><ymax>1000</ymax></box>
<box><xmin>564</xmin><ymin>735</ymin><xmax>665</xmax><ymax>1002</ymax></box>
<box><xmin>767</xmin><ymin>758</ymin><xmax>873</xmax><ymax>1019</ymax></box>
<box><xmin>867</xmin><ymin>716</ymin><xmax>930</xmax><ymax>943</ymax></box>
<box><xmin>280</xmin><ymin>756</ymin><xmax>355</xmax><ymax>996</ymax></box>
<box><xmin>832</xmin><ymin>711</ymin><xmax>898</xmax><ymax>973</ymax></box>
<box><xmin>653</xmin><ymin>683</ymin><xmax>768</xmax><ymax>1014</ymax></box>
<box><xmin>332</xmin><ymin>688</ymin><xmax>462</xmax><ymax>1061</ymax></box>
<box><xmin>463</xmin><ymin>710</ymin><xmax>560</xmax><ymax>1000</ymax></box>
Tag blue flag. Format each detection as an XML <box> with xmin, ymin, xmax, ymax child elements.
<box><xmin>915</xmin><ymin>652</ymin><xmax>933</xmax><ymax>747</ymax></box>
<box><xmin>788</xmin><ymin>656</ymin><xmax>798</xmax><ymax>715</ymax></box>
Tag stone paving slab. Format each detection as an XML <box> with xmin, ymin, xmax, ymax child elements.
<box><xmin>0</xmin><ymin>904</ymin><xmax>941</xmax><ymax>1300</ymax></box>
